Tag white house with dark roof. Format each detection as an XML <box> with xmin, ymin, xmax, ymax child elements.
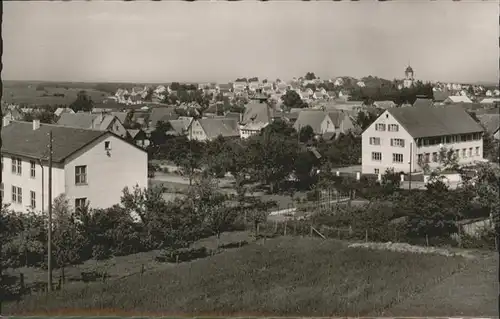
<box><xmin>362</xmin><ymin>106</ymin><xmax>485</xmax><ymax>174</ymax></box>
<box><xmin>293</xmin><ymin>110</ymin><xmax>355</xmax><ymax>137</ymax></box>
<box><xmin>57</xmin><ymin>113</ymin><xmax>128</xmax><ymax>138</ymax></box>
<box><xmin>187</xmin><ymin>118</ymin><xmax>240</xmax><ymax>142</ymax></box>
<box><xmin>1</xmin><ymin>120</ymin><xmax>147</xmax><ymax>213</ymax></box>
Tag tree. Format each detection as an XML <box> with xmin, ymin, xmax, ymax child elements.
<box><xmin>299</xmin><ymin>125</ymin><xmax>315</xmax><ymax>143</ymax></box>
<box><xmin>245</xmin><ymin>198</ymin><xmax>277</xmax><ymax>236</ymax></box>
<box><xmin>281</xmin><ymin>90</ymin><xmax>307</xmax><ymax>110</ymax></box>
<box><xmin>294</xmin><ymin>150</ymin><xmax>319</xmax><ymax>189</ymax></box>
<box><xmin>356</xmin><ymin>110</ymin><xmax>380</xmax><ymax>131</ymax></box>
<box><xmin>0</xmin><ymin>205</ymin><xmax>22</xmax><ymax>311</ymax></box>
<box><xmin>247</xmin><ymin>132</ymin><xmax>299</xmax><ymax>193</ymax></box>
<box><xmin>69</xmin><ymin>90</ymin><xmax>94</xmax><ymax>113</ymax></box>
<box><xmin>52</xmin><ymin>194</ymin><xmax>83</xmax><ymax>286</ymax></box>
<box><xmin>189</xmin><ymin>176</ymin><xmax>237</xmax><ymax>239</ymax></box>
<box><xmin>150</xmin><ymin>120</ymin><xmax>173</xmax><ymax>146</ymax></box>
<box><xmin>305</xmin><ymin>72</ymin><xmax>317</xmax><ymax>80</ymax></box>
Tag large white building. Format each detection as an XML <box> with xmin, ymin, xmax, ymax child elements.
<box><xmin>361</xmin><ymin>106</ymin><xmax>485</xmax><ymax>174</ymax></box>
<box><xmin>1</xmin><ymin>120</ymin><xmax>148</xmax><ymax>213</ymax></box>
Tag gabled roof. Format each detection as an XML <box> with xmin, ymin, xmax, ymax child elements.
<box><xmin>433</xmin><ymin>90</ymin><xmax>451</xmax><ymax>102</ymax></box>
<box><xmin>54</xmin><ymin>107</ymin><xmax>75</xmax><ymax>117</ymax></box>
<box><xmin>413</xmin><ymin>98</ymin><xmax>434</xmax><ymax>108</ymax></box>
<box><xmin>387</xmin><ymin>106</ymin><xmax>484</xmax><ymax>138</ymax></box>
<box><xmin>373</xmin><ymin>100</ymin><xmax>396</xmax><ymax>109</ymax></box>
<box><xmin>477</xmin><ymin>114</ymin><xmax>500</xmax><ymax>135</ymax></box>
<box><xmin>445</xmin><ymin>95</ymin><xmax>473</xmax><ymax>104</ymax></box>
<box><xmin>1</xmin><ymin>121</ymin><xmax>108</xmax><ymax>163</ymax></box>
<box><xmin>197</xmin><ymin>118</ymin><xmax>240</xmax><ymax>139</ymax></box>
<box><xmin>169</xmin><ymin>117</ymin><xmax>192</xmax><ymax>135</ymax></box>
<box><xmin>293</xmin><ymin>111</ymin><xmax>328</xmax><ymax>134</ymax></box>
<box><xmin>242</xmin><ymin>101</ymin><xmax>272</xmax><ymax>125</ymax></box>
<box><xmin>111</xmin><ymin>111</ymin><xmax>128</xmax><ymax>124</ymax></box>
<box><xmin>57</xmin><ymin>113</ymin><xmax>118</xmax><ymax>131</ymax></box>
<box><xmin>149</xmin><ymin>107</ymin><xmax>178</xmax><ymax>129</ymax></box>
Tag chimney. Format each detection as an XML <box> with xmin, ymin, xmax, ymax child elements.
<box><xmin>33</xmin><ymin>119</ymin><xmax>41</xmax><ymax>130</ymax></box>
<box><xmin>2</xmin><ymin>117</ymin><xmax>11</xmax><ymax>127</ymax></box>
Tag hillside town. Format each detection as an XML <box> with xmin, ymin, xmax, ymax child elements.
<box><xmin>1</xmin><ymin>0</ymin><xmax>499</xmax><ymax>316</ymax></box>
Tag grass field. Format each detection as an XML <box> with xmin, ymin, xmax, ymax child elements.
<box><xmin>5</xmin><ymin>236</ymin><xmax>493</xmax><ymax>317</ymax></box>
<box><xmin>2</xmin><ymin>85</ymin><xmax>109</xmax><ymax>106</ymax></box>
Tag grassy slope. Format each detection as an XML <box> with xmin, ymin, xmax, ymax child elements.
<box><xmin>5</xmin><ymin>237</ymin><xmax>474</xmax><ymax>316</ymax></box>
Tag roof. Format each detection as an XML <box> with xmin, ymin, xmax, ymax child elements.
<box><xmin>54</xmin><ymin>108</ymin><xmax>74</xmax><ymax>117</ymax></box>
<box><xmin>1</xmin><ymin>121</ymin><xmax>107</xmax><ymax>163</ymax></box>
<box><xmin>197</xmin><ymin>118</ymin><xmax>240</xmax><ymax>139</ymax></box>
<box><xmin>477</xmin><ymin>114</ymin><xmax>500</xmax><ymax>134</ymax></box>
<box><xmin>405</xmin><ymin>65</ymin><xmax>414</xmax><ymax>73</ymax></box>
<box><xmin>293</xmin><ymin>111</ymin><xmax>328</xmax><ymax>134</ymax></box>
<box><xmin>149</xmin><ymin>107</ymin><xmax>178</xmax><ymax>129</ymax></box>
<box><xmin>387</xmin><ymin>106</ymin><xmax>484</xmax><ymax>138</ymax></box>
<box><xmin>480</xmin><ymin>98</ymin><xmax>500</xmax><ymax>104</ymax></box>
<box><xmin>242</xmin><ymin>101</ymin><xmax>272</xmax><ymax>125</ymax></box>
<box><xmin>413</xmin><ymin>98</ymin><xmax>434</xmax><ymax>108</ymax></box>
<box><xmin>111</xmin><ymin>112</ymin><xmax>128</xmax><ymax>124</ymax></box>
<box><xmin>57</xmin><ymin>113</ymin><xmax>117</xmax><ymax>131</ymax></box>
<box><xmin>445</xmin><ymin>95</ymin><xmax>473</xmax><ymax>104</ymax></box>
<box><xmin>169</xmin><ymin>118</ymin><xmax>192</xmax><ymax>135</ymax></box>
<box><xmin>127</xmin><ymin>129</ymin><xmax>141</xmax><ymax>139</ymax></box>
<box><xmin>433</xmin><ymin>90</ymin><xmax>451</xmax><ymax>102</ymax></box>
<box><xmin>225</xmin><ymin>112</ymin><xmax>241</xmax><ymax>121</ymax></box>
<box><xmin>373</xmin><ymin>101</ymin><xmax>396</xmax><ymax>109</ymax></box>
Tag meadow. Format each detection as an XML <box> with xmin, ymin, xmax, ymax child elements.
<box><xmin>2</xmin><ymin>82</ymin><xmax>111</xmax><ymax>106</ymax></box>
<box><xmin>5</xmin><ymin>236</ymin><xmax>495</xmax><ymax>317</ymax></box>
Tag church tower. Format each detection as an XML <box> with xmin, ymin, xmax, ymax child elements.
<box><xmin>403</xmin><ymin>64</ymin><xmax>414</xmax><ymax>88</ymax></box>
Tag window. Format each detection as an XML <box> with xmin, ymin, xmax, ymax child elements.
<box><xmin>30</xmin><ymin>191</ymin><xmax>36</xmax><ymax>209</ymax></box>
<box><xmin>468</xmin><ymin>148</ymin><xmax>473</xmax><ymax>157</ymax></box>
<box><xmin>11</xmin><ymin>186</ymin><xmax>22</xmax><ymax>204</ymax></box>
<box><xmin>462</xmin><ymin>149</ymin><xmax>467</xmax><ymax>158</ymax></box>
<box><xmin>374</xmin><ymin>168</ymin><xmax>380</xmax><ymax>174</ymax></box>
<box><xmin>417</xmin><ymin>154</ymin><xmax>423</xmax><ymax>163</ymax></box>
<box><xmin>371</xmin><ymin>152</ymin><xmax>382</xmax><ymax>161</ymax></box>
<box><xmin>455</xmin><ymin>149</ymin><xmax>460</xmax><ymax>158</ymax></box>
<box><xmin>105</xmin><ymin>141</ymin><xmax>111</xmax><ymax>150</ymax></box>
<box><xmin>388</xmin><ymin>124</ymin><xmax>399</xmax><ymax>132</ymax></box>
<box><xmin>375</xmin><ymin>124</ymin><xmax>386</xmax><ymax>131</ymax></box>
<box><xmin>424</xmin><ymin>153</ymin><xmax>430</xmax><ymax>163</ymax></box>
<box><xmin>369</xmin><ymin>137</ymin><xmax>381</xmax><ymax>145</ymax></box>
<box><xmin>475</xmin><ymin>147</ymin><xmax>480</xmax><ymax>156</ymax></box>
<box><xmin>11</xmin><ymin>157</ymin><xmax>21</xmax><ymax>175</ymax></box>
<box><xmin>30</xmin><ymin>161</ymin><xmax>36</xmax><ymax>178</ymax></box>
<box><xmin>392</xmin><ymin>153</ymin><xmax>404</xmax><ymax>163</ymax></box>
<box><xmin>432</xmin><ymin>152</ymin><xmax>438</xmax><ymax>162</ymax></box>
<box><xmin>75</xmin><ymin>198</ymin><xmax>87</xmax><ymax>210</ymax></box>
<box><xmin>390</xmin><ymin>138</ymin><xmax>405</xmax><ymax>147</ymax></box>
<box><xmin>75</xmin><ymin>166</ymin><xmax>87</xmax><ymax>185</ymax></box>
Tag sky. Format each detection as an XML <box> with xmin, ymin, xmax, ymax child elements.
<box><xmin>2</xmin><ymin>1</ymin><xmax>498</xmax><ymax>84</ymax></box>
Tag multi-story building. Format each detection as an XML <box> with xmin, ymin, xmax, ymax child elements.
<box><xmin>1</xmin><ymin>120</ymin><xmax>148</xmax><ymax>213</ymax></box>
<box><xmin>362</xmin><ymin>106</ymin><xmax>484</xmax><ymax>174</ymax></box>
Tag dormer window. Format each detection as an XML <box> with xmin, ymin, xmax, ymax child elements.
<box><xmin>105</xmin><ymin>141</ymin><xmax>111</xmax><ymax>150</ymax></box>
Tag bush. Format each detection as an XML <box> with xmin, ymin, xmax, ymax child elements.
<box><xmin>156</xmin><ymin>247</ymin><xmax>212</xmax><ymax>263</ymax></box>
<box><xmin>460</xmin><ymin>228</ymin><xmax>496</xmax><ymax>250</ymax></box>
<box><xmin>218</xmin><ymin>241</ymin><xmax>248</xmax><ymax>249</ymax></box>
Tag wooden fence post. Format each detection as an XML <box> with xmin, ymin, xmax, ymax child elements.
<box><xmin>310</xmin><ymin>225</ymin><xmax>313</xmax><ymax>237</ymax></box>
<box><xmin>141</xmin><ymin>264</ymin><xmax>145</xmax><ymax>276</ymax></box>
<box><xmin>274</xmin><ymin>220</ymin><xmax>278</xmax><ymax>233</ymax></box>
<box><xmin>426</xmin><ymin>234</ymin><xmax>429</xmax><ymax>247</ymax></box>
<box><xmin>284</xmin><ymin>219</ymin><xmax>287</xmax><ymax>236</ymax></box>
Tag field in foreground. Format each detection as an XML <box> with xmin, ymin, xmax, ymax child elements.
<box><xmin>6</xmin><ymin>236</ymin><xmax>495</xmax><ymax>317</ymax></box>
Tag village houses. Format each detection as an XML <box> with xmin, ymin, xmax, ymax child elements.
<box><xmin>1</xmin><ymin>119</ymin><xmax>148</xmax><ymax>213</ymax></box>
<box><xmin>361</xmin><ymin>106</ymin><xmax>485</xmax><ymax>175</ymax></box>
<box><xmin>57</xmin><ymin>112</ymin><xmax>128</xmax><ymax>138</ymax></box>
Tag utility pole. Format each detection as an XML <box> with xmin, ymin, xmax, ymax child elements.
<box><xmin>47</xmin><ymin>130</ymin><xmax>53</xmax><ymax>292</ymax></box>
